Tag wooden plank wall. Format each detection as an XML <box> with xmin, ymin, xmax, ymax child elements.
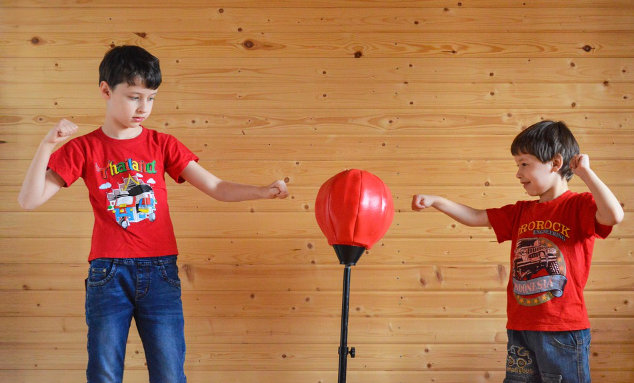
<box><xmin>0</xmin><ymin>1</ymin><xmax>632</xmax><ymax>382</ymax></box>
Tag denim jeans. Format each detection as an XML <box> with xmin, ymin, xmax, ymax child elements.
<box><xmin>504</xmin><ymin>329</ymin><xmax>591</xmax><ymax>383</ymax></box>
<box><xmin>85</xmin><ymin>256</ymin><xmax>186</xmax><ymax>383</ymax></box>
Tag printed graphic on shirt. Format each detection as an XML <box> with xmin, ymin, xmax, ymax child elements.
<box><xmin>103</xmin><ymin>174</ymin><xmax>157</xmax><ymax>229</ymax></box>
<box><xmin>512</xmin><ymin>237</ymin><xmax>567</xmax><ymax>306</ymax></box>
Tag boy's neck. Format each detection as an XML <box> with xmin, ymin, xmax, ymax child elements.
<box><xmin>539</xmin><ymin>179</ymin><xmax>569</xmax><ymax>203</ymax></box>
<box><xmin>101</xmin><ymin>122</ymin><xmax>143</xmax><ymax>140</ymax></box>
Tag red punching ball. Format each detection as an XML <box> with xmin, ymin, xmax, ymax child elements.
<box><xmin>315</xmin><ymin>169</ymin><xmax>394</xmax><ymax>265</ymax></box>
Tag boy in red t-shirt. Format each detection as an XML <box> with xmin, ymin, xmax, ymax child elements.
<box><xmin>18</xmin><ymin>45</ymin><xmax>288</xmax><ymax>383</ymax></box>
<box><xmin>412</xmin><ymin>121</ymin><xmax>623</xmax><ymax>382</ymax></box>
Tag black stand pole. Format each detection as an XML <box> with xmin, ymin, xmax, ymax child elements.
<box><xmin>338</xmin><ymin>265</ymin><xmax>355</xmax><ymax>383</ymax></box>
<box><xmin>332</xmin><ymin>244</ymin><xmax>364</xmax><ymax>383</ymax></box>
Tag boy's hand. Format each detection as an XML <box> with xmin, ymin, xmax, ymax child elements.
<box><xmin>570</xmin><ymin>154</ymin><xmax>591</xmax><ymax>176</ymax></box>
<box><xmin>411</xmin><ymin>194</ymin><xmax>436</xmax><ymax>211</ymax></box>
<box><xmin>43</xmin><ymin>119</ymin><xmax>78</xmax><ymax>146</ymax></box>
<box><xmin>265</xmin><ymin>180</ymin><xmax>289</xmax><ymax>199</ymax></box>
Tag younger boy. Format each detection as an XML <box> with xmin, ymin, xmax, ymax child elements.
<box><xmin>18</xmin><ymin>45</ymin><xmax>288</xmax><ymax>383</ymax></box>
<box><xmin>412</xmin><ymin>121</ymin><xmax>623</xmax><ymax>382</ymax></box>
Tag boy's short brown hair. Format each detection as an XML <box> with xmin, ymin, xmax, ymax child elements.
<box><xmin>511</xmin><ymin>120</ymin><xmax>580</xmax><ymax>181</ymax></box>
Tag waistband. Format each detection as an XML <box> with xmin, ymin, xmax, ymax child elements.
<box><xmin>89</xmin><ymin>255</ymin><xmax>177</xmax><ymax>265</ymax></box>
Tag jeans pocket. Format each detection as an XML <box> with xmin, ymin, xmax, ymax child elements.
<box><xmin>159</xmin><ymin>262</ymin><xmax>181</xmax><ymax>288</ymax></box>
<box><xmin>87</xmin><ymin>259</ymin><xmax>117</xmax><ymax>287</ymax></box>
<box><xmin>548</xmin><ymin>330</ymin><xmax>585</xmax><ymax>351</ymax></box>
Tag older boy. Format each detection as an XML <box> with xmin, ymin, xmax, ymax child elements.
<box><xmin>412</xmin><ymin>121</ymin><xmax>623</xmax><ymax>382</ymax></box>
<box><xmin>18</xmin><ymin>45</ymin><xmax>288</xmax><ymax>383</ymax></box>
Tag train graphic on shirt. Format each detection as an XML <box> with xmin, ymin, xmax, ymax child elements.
<box><xmin>105</xmin><ymin>174</ymin><xmax>157</xmax><ymax>229</ymax></box>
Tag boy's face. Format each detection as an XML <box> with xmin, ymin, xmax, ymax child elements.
<box><xmin>514</xmin><ymin>152</ymin><xmax>562</xmax><ymax>197</ymax></box>
<box><xmin>101</xmin><ymin>79</ymin><xmax>157</xmax><ymax>130</ymax></box>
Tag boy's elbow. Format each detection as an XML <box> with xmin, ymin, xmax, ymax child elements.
<box><xmin>17</xmin><ymin>192</ymin><xmax>43</xmax><ymax>210</ymax></box>
<box><xmin>599</xmin><ymin>210</ymin><xmax>624</xmax><ymax>226</ymax></box>
<box><xmin>612</xmin><ymin>210</ymin><xmax>625</xmax><ymax>225</ymax></box>
<box><xmin>18</xmin><ymin>197</ymin><xmax>38</xmax><ymax>210</ymax></box>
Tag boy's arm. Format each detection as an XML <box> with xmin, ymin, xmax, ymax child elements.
<box><xmin>180</xmin><ymin>161</ymin><xmax>288</xmax><ymax>202</ymax></box>
<box><xmin>570</xmin><ymin>154</ymin><xmax>624</xmax><ymax>226</ymax></box>
<box><xmin>18</xmin><ymin>119</ymin><xmax>78</xmax><ymax>210</ymax></box>
<box><xmin>412</xmin><ymin>194</ymin><xmax>490</xmax><ymax>227</ymax></box>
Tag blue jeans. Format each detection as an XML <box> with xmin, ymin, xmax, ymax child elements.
<box><xmin>85</xmin><ymin>256</ymin><xmax>186</xmax><ymax>383</ymax></box>
<box><xmin>504</xmin><ymin>329</ymin><xmax>591</xmax><ymax>383</ymax></box>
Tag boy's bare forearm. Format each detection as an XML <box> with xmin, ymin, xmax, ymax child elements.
<box><xmin>18</xmin><ymin>141</ymin><xmax>60</xmax><ymax>209</ymax></box>
<box><xmin>412</xmin><ymin>194</ymin><xmax>490</xmax><ymax>227</ymax></box>
<box><xmin>434</xmin><ymin>197</ymin><xmax>490</xmax><ymax>227</ymax></box>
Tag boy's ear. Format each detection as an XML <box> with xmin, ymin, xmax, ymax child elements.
<box><xmin>99</xmin><ymin>81</ymin><xmax>112</xmax><ymax>100</ymax></box>
<box><xmin>551</xmin><ymin>154</ymin><xmax>563</xmax><ymax>173</ymax></box>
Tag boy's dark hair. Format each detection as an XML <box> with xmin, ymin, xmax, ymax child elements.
<box><xmin>511</xmin><ymin>120</ymin><xmax>580</xmax><ymax>181</ymax></box>
<box><xmin>99</xmin><ymin>45</ymin><xmax>161</xmax><ymax>89</ymax></box>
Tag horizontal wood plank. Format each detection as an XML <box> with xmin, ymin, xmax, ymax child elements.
<box><xmin>1</xmin><ymin>263</ymin><xmax>631</xmax><ymax>292</ymax></box>
<box><xmin>1</xmin><ymin>316</ymin><xmax>630</xmax><ymax>344</ymax></box>
<box><xmin>0</xmin><ymin>342</ymin><xmax>631</xmax><ymax>371</ymax></box>
<box><xmin>1</xmin><ymin>236</ymin><xmax>631</xmax><ymax>266</ymax></box>
<box><xmin>2</xmin><ymin>0</ymin><xmax>633</xmax><ymax>8</ymax></box>
<box><xmin>2</xmin><ymin>81</ymin><xmax>632</xmax><ymax>109</ymax></box>
<box><xmin>1</xmin><ymin>290</ymin><xmax>631</xmax><ymax>318</ymax></box>
<box><xmin>1</xmin><ymin>210</ymin><xmax>632</xmax><ymax>239</ymax></box>
<box><xmin>0</xmin><ymin>370</ymin><xmax>511</xmax><ymax>383</ymax></box>
<box><xmin>4</xmin><ymin>133</ymin><xmax>633</xmax><ymax>161</ymax></box>
<box><xmin>2</xmin><ymin>58</ymin><xmax>633</xmax><ymax>85</ymax></box>
<box><xmin>3</xmin><ymin>32</ymin><xmax>633</xmax><ymax>59</ymax></box>
<box><xmin>2</xmin><ymin>185</ymin><xmax>631</xmax><ymax>213</ymax></box>
<box><xmin>3</xmin><ymin>8</ymin><xmax>634</xmax><ymax>33</ymax></box>
<box><xmin>2</xmin><ymin>109</ymin><xmax>633</xmax><ymax>137</ymax></box>
<box><xmin>2</xmin><ymin>159</ymin><xmax>632</xmax><ymax>189</ymax></box>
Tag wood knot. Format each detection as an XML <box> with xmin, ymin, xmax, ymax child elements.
<box><xmin>354</xmin><ymin>51</ymin><xmax>363</xmax><ymax>58</ymax></box>
<box><xmin>243</xmin><ymin>40</ymin><xmax>255</xmax><ymax>49</ymax></box>
<box><xmin>30</xmin><ymin>36</ymin><xmax>40</xmax><ymax>45</ymax></box>
<box><xmin>134</xmin><ymin>32</ymin><xmax>147</xmax><ymax>38</ymax></box>
<box><xmin>582</xmin><ymin>45</ymin><xmax>594</xmax><ymax>52</ymax></box>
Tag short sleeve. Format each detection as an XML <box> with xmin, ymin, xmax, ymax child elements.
<box><xmin>576</xmin><ymin>192</ymin><xmax>613</xmax><ymax>239</ymax></box>
<box><xmin>487</xmin><ymin>203</ymin><xmax>521</xmax><ymax>243</ymax></box>
<box><xmin>47</xmin><ymin>139</ymin><xmax>86</xmax><ymax>187</ymax></box>
<box><xmin>163</xmin><ymin>135</ymin><xmax>199</xmax><ymax>183</ymax></box>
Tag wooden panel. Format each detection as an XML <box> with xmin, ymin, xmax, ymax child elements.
<box><xmin>2</xmin><ymin>58</ymin><xmax>633</xmax><ymax>85</ymax></box>
<box><xmin>3</xmin><ymin>133</ymin><xmax>633</xmax><ymax>161</ymax></box>
<box><xmin>2</xmin><ymin>210</ymin><xmax>633</xmax><ymax>239</ymax></box>
<box><xmin>1</xmin><ymin>236</ymin><xmax>631</xmax><ymax>266</ymax></box>
<box><xmin>2</xmin><ymin>81</ymin><xmax>633</xmax><ymax>109</ymax></box>
<box><xmin>2</xmin><ymin>0</ymin><xmax>633</xmax><ymax>8</ymax></box>
<box><xmin>0</xmin><ymin>370</ymin><xmax>512</xmax><ymax>383</ymax></box>
<box><xmin>1</xmin><ymin>263</ymin><xmax>632</xmax><ymax>292</ymax></box>
<box><xmin>1</xmin><ymin>1</ymin><xmax>632</xmax><ymax>381</ymax></box>
<box><xmin>2</xmin><ymin>290</ymin><xmax>632</xmax><ymax>318</ymax></box>
<box><xmin>2</xmin><ymin>185</ymin><xmax>631</xmax><ymax>213</ymax></box>
<box><xmin>0</xmin><ymin>342</ymin><xmax>632</xmax><ymax>371</ymax></box>
<box><xmin>3</xmin><ymin>370</ymin><xmax>633</xmax><ymax>383</ymax></box>
<box><xmin>2</xmin><ymin>108</ymin><xmax>633</xmax><ymax>136</ymax></box>
<box><xmin>1</xmin><ymin>159</ymin><xmax>632</xmax><ymax>188</ymax></box>
<box><xmin>1</xmin><ymin>316</ymin><xmax>630</xmax><ymax>344</ymax></box>
<box><xmin>3</xmin><ymin>32</ymin><xmax>634</xmax><ymax>59</ymax></box>
<box><xmin>2</xmin><ymin>8</ymin><xmax>634</xmax><ymax>33</ymax></box>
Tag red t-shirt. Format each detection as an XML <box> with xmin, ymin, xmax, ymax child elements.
<box><xmin>487</xmin><ymin>191</ymin><xmax>612</xmax><ymax>331</ymax></box>
<box><xmin>48</xmin><ymin>127</ymin><xmax>199</xmax><ymax>261</ymax></box>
